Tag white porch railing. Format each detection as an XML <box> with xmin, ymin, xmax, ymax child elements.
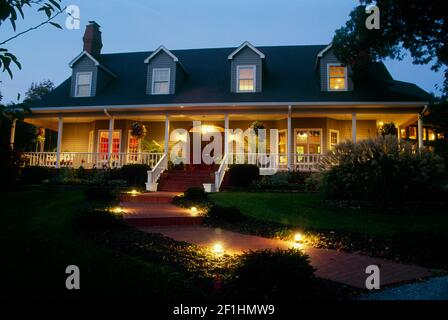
<box><xmin>227</xmin><ymin>153</ymin><xmax>325</xmax><ymax>173</ymax></box>
<box><xmin>146</xmin><ymin>153</ymin><xmax>168</xmax><ymax>191</ymax></box>
<box><xmin>21</xmin><ymin>152</ymin><xmax>164</xmax><ymax>169</ymax></box>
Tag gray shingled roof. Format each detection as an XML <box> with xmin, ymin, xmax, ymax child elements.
<box><xmin>30</xmin><ymin>45</ymin><xmax>431</xmax><ymax>108</ymax></box>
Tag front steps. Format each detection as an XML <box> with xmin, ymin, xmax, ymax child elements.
<box><xmin>157</xmin><ymin>169</ymin><xmax>215</xmax><ymax>192</ymax></box>
<box><xmin>120</xmin><ymin>192</ymin><xmax>203</xmax><ymax>227</ymax></box>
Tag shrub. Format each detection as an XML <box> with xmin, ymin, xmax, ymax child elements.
<box><xmin>84</xmin><ymin>186</ymin><xmax>118</xmax><ymax>202</ymax></box>
<box><xmin>184</xmin><ymin>187</ymin><xmax>207</xmax><ymax>201</ymax></box>
<box><xmin>206</xmin><ymin>205</ymin><xmax>243</xmax><ymax>223</ymax></box>
<box><xmin>119</xmin><ymin>164</ymin><xmax>151</xmax><ymax>187</ymax></box>
<box><xmin>20</xmin><ymin>166</ymin><xmax>51</xmax><ymax>184</ymax></box>
<box><xmin>228</xmin><ymin>164</ymin><xmax>260</xmax><ymax>187</ymax></box>
<box><xmin>321</xmin><ymin>135</ymin><xmax>447</xmax><ymax>201</ymax></box>
<box><xmin>231</xmin><ymin>249</ymin><xmax>316</xmax><ymax>300</ymax></box>
<box><xmin>0</xmin><ymin>146</ymin><xmax>20</xmax><ymax>190</ymax></box>
<box><xmin>75</xmin><ymin>207</ymin><xmax>124</xmax><ymax>231</ymax></box>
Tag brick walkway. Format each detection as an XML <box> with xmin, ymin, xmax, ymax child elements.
<box><xmin>121</xmin><ymin>192</ymin><xmax>433</xmax><ymax>289</ymax></box>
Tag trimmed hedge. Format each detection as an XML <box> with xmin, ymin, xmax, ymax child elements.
<box><xmin>206</xmin><ymin>205</ymin><xmax>243</xmax><ymax>223</ymax></box>
<box><xmin>84</xmin><ymin>186</ymin><xmax>118</xmax><ymax>202</ymax></box>
<box><xmin>119</xmin><ymin>164</ymin><xmax>151</xmax><ymax>187</ymax></box>
<box><xmin>231</xmin><ymin>249</ymin><xmax>316</xmax><ymax>300</ymax></box>
<box><xmin>228</xmin><ymin>164</ymin><xmax>259</xmax><ymax>187</ymax></box>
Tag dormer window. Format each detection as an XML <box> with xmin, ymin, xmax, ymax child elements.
<box><xmin>327</xmin><ymin>64</ymin><xmax>347</xmax><ymax>91</ymax></box>
<box><xmin>237</xmin><ymin>65</ymin><xmax>256</xmax><ymax>92</ymax></box>
<box><xmin>152</xmin><ymin>68</ymin><xmax>170</xmax><ymax>95</ymax></box>
<box><xmin>75</xmin><ymin>72</ymin><xmax>92</xmax><ymax>97</ymax></box>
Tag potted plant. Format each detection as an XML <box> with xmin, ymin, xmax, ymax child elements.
<box><xmin>251</xmin><ymin>121</ymin><xmax>265</xmax><ymax>136</ymax></box>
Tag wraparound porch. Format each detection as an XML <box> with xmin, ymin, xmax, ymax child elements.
<box><xmin>18</xmin><ymin>103</ymin><xmax>427</xmax><ymax>191</ymax></box>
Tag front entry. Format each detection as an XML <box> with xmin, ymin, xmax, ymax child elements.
<box><xmin>187</xmin><ymin>125</ymin><xmax>224</xmax><ymax>170</ymax></box>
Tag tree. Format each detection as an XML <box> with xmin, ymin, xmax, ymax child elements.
<box><xmin>332</xmin><ymin>0</ymin><xmax>448</xmax><ymax>94</ymax></box>
<box><xmin>23</xmin><ymin>79</ymin><xmax>55</xmax><ymax>103</ymax></box>
<box><xmin>0</xmin><ymin>0</ymin><xmax>64</xmax><ymax>78</ymax></box>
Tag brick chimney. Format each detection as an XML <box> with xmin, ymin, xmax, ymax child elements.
<box><xmin>83</xmin><ymin>21</ymin><xmax>102</xmax><ymax>59</ymax></box>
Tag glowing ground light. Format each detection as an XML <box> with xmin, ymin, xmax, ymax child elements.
<box><xmin>111</xmin><ymin>207</ymin><xmax>124</xmax><ymax>214</ymax></box>
<box><xmin>294</xmin><ymin>233</ymin><xmax>303</xmax><ymax>243</ymax></box>
<box><xmin>130</xmin><ymin>189</ymin><xmax>139</xmax><ymax>196</ymax></box>
<box><xmin>212</xmin><ymin>243</ymin><xmax>224</xmax><ymax>255</ymax></box>
<box><xmin>190</xmin><ymin>207</ymin><xmax>198</xmax><ymax>216</ymax></box>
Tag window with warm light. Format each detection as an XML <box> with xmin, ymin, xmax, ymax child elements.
<box><xmin>329</xmin><ymin>129</ymin><xmax>339</xmax><ymax>150</ymax></box>
<box><xmin>295</xmin><ymin>129</ymin><xmax>322</xmax><ymax>162</ymax></box>
<box><xmin>237</xmin><ymin>65</ymin><xmax>256</xmax><ymax>92</ymax></box>
<box><xmin>152</xmin><ymin>68</ymin><xmax>170</xmax><ymax>94</ymax></box>
<box><xmin>328</xmin><ymin>64</ymin><xmax>347</xmax><ymax>91</ymax></box>
<box><xmin>98</xmin><ymin>131</ymin><xmax>121</xmax><ymax>161</ymax></box>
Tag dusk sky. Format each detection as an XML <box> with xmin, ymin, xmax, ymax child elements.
<box><xmin>0</xmin><ymin>0</ymin><xmax>444</xmax><ymax>103</ymax></box>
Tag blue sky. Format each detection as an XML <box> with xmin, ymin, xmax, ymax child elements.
<box><xmin>0</xmin><ymin>0</ymin><xmax>444</xmax><ymax>103</ymax></box>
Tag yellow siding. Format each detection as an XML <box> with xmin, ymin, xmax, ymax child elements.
<box><xmin>61</xmin><ymin>123</ymin><xmax>91</xmax><ymax>152</ymax></box>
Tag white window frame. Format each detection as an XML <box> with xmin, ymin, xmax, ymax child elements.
<box><xmin>74</xmin><ymin>71</ymin><xmax>93</xmax><ymax>97</ymax></box>
<box><xmin>236</xmin><ymin>65</ymin><xmax>256</xmax><ymax>93</ymax></box>
<box><xmin>327</xmin><ymin>63</ymin><xmax>348</xmax><ymax>92</ymax></box>
<box><xmin>294</xmin><ymin>128</ymin><xmax>323</xmax><ymax>156</ymax></box>
<box><xmin>329</xmin><ymin>129</ymin><xmax>340</xmax><ymax>150</ymax></box>
<box><xmin>151</xmin><ymin>68</ymin><xmax>171</xmax><ymax>95</ymax></box>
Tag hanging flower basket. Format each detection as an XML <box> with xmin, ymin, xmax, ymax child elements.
<box><xmin>36</xmin><ymin>127</ymin><xmax>46</xmax><ymax>143</ymax></box>
<box><xmin>130</xmin><ymin>122</ymin><xmax>147</xmax><ymax>139</ymax></box>
<box><xmin>251</xmin><ymin>121</ymin><xmax>265</xmax><ymax>136</ymax></box>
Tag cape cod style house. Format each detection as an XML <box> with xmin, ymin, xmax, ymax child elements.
<box><xmin>18</xmin><ymin>21</ymin><xmax>432</xmax><ymax>192</ymax></box>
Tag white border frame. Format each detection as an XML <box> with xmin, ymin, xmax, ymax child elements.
<box><xmin>327</xmin><ymin>63</ymin><xmax>348</xmax><ymax>92</ymax></box>
<box><xmin>236</xmin><ymin>65</ymin><xmax>256</xmax><ymax>93</ymax></box>
<box><xmin>97</xmin><ymin>129</ymin><xmax>122</xmax><ymax>153</ymax></box>
<box><xmin>293</xmin><ymin>128</ymin><xmax>323</xmax><ymax>157</ymax></box>
<box><xmin>152</xmin><ymin>68</ymin><xmax>171</xmax><ymax>95</ymax></box>
<box><xmin>74</xmin><ymin>71</ymin><xmax>93</xmax><ymax>97</ymax></box>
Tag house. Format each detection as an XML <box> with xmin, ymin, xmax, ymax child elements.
<box><xmin>17</xmin><ymin>21</ymin><xmax>431</xmax><ymax>192</ymax></box>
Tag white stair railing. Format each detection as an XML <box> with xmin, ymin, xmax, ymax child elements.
<box><xmin>146</xmin><ymin>153</ymin><xmax>168</xmax><ymax>192</ymax></box>
<box><xmin>213</xmin><ymin>153</ymin><xmax>229</xmax><ymax>192</ymax></box>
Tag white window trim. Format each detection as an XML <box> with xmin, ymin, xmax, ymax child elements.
<box><xmin>74</xmin><ymin>71</ymin><xmax>93</xmax><ymax>97</ymax></box>
<box><xmin>236</xmin><ymin>65</ymin><xmax>256</xmax><ymax>93</ymax></box>
<box><xmin>294</xmin><ymin>128</ymin><xmax>323</xmax><ymax>155</ymax></box>
<box><xmin>97</xmin><ymin>130</ymin><xmax>122</xmax><ymax>153</ymax></box>
<box><xmin>329</xmin><ymin>129</ymin><xmax>340</xmax><ymax>150</ymax></box>
<box><xmin>327</xmin><ymin>63</ymin><xmax>348</xmax><ymax>92</ymax></box>
<box><xmin>151</xmin><ymin>68</ymin><xmax>171</xmax><ymax>95</ymax></box>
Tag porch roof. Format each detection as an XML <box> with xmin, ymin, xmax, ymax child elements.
<box><xmin>29</xmin><ymin>45</ymin><xmax>431</xmax><ymax>110</ymax></box>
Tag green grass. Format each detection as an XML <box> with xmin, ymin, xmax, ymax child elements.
<box><xmin>209</xmin><ymin>192</ymin><xmax>448</xmax><ymax>237</ymax></box>
<box><xmin>0</xmin><ymin>187</ymin><xmax>195</xmax><ymax>300</ymax></box>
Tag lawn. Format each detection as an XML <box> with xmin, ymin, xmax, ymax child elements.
<box><xmin>0</xmin><ymin>187</ymin><xmax>200</xmax><ymax>300</ymax></box>
<box><xmin>209</xmin><ymin>192</ymin><xmax>448</xmax><ymax>238</ymax></box>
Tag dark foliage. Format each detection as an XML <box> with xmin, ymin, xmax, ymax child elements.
<box><xmin>74</xmin><ymin>207</ymin><xmax>124</xmax><ymax>231</ymax></box>
<box><xmin>230</xmin><ymin>249</ymin><xmax>316</xmax><ymax>300</ymax></box>
<box><xmin>119</xmin><ymin>164</ymin><xmax>151</xmax><ymax>187</ymax></box>
<box><xmin>332</xmin><ymin>0</ymin><xmax>448</xmax><ymax>94</ymax></box>
<box><xmin>184</xmin><ymin>187</ymin><xmax>208</xmax><ymax>201</ymax></box>
<box><xmin>228</xmin><ymin>164</ymin><xmax>260</xmax><ymax>187</ymax></box>
<box><xmin>380</xmin><ymin>123</ymin><xmax>398</xmax><ymax>136</ymax></box>
<box><xmin>84</xmin><ymin>186</ymin><xmax>118</xmax><ymax>202</ymax></box>
<box><xmin>20</xmin><ymin>166</ymin><xmax>52</xmax><ymax>184</ymax></box>
<box><xmin>206</xmin><ymin>205</ymin><xmax>244</xmax><ymax>223</ymax></box>
<box><xmin>0</xmin><ymin>145</ymin><xmax>21</xmax><ymax>190</ymax></box>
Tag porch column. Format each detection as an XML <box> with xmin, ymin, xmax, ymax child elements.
<box><xmin>351</xmin><ymin>113</ymin><xmax>357</xmax><ymax>143</ymax></box>
<box><xmin>418</xmin><ymin>114</ymin><xmax>423</xmax><ymax>149</ymax></box>
<box><xmin>224</xmin><ymin>113</ymin><xmax>229</xmax><ymax>155</ymax></box>
<box><xmin>56</xmin><ymin>116</ymin><xmax>63</xmax><ymax>168</ymax></box>
<box><xmin>164</xmin><ymin>114</ymin><xmax>170</xmax><ymax>154</ymax></box>
<box><xmin>10</xmin><ymin>119</ymin><xmax>16</xmax><ymax>148</ymax></box>
<box><xmin>108</xmin><ymin>116</ymin><xmax>115</xmax><ymax>164</ymax></box>
<box><xmin>397</xmin><ymin>125</ymin><xmax>401</xmax><ymax>140</ymax></box>
<box><xmin>287</xmin><ymin>105</ymin><xmax>293</xmax><ymax>171</ymax></box>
